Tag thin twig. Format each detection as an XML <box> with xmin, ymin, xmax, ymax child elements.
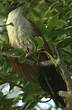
<box><xmin>0</xmin><ymin>76</ymin><xmax>24</xmax><ymax>89</ymax></box>
<box><xmin>55</xmin><ymin>46</ymin><xmax>72</xmax><ymax>90</ymax></box>
<box><xmin>0</xmin><ymin>23</ymin><xmax>14</xmax><ymax>27</ymax></box>
<box><xmin>1</xmin><ymin>52</ymin><xmax>54</xmax><ymax>67</ymax></box>
<box><xmin>2</xmin><ymin>52</ymin><xmax>20</xmax><ymax>58</ymax></box>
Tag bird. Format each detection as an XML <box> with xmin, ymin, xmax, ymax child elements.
<box><xmin>6</xmin><ymin>2</ymin><xmax>67</xmax><ymax>107</ymax></box>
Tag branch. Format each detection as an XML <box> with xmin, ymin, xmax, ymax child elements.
<box><xmin>58</xmin><ymin>90</ymin><xmax>72</xmax><ymax>98</ymax></box>
<box><xmin>1</xmin><ymin>52</ymin><xmax>54</xmax><ymax>67</ymax></box>
<box><xmin>0</xmin><ymin>23</ymin><xmax>14</xmax><ymax>27</ymax></box>
<box><xmin>2</xmin><ymin>52</ymin><xmax>20</xmax><ymax>59</ymax></box>
<box><xmin>55</xmin><ymin>46</ymin><xmax>72</xmax><ymax>90</ymax></box>
<box><xmin>0</xmin><ymin>76</ymin><xmax>24</xmax><ymax>89</ymax></box>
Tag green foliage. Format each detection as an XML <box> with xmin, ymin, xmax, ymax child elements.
<box><xmin>0</xmin><ymin>0</ymin><xmax>72</xmax><ymax>110</ymax></box>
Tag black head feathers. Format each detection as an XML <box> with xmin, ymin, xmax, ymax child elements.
<box><xmin>7</xmin><ymin>2</ymin><xmax>24</xmax><ymax>15</ymax></box>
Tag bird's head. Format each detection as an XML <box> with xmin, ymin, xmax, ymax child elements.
<box><xmin>7</xmin><ymin>2</ymin><xmax>24</xmax><ymax>16</ymax></box>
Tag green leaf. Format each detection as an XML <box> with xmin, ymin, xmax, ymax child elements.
<box><xmin>3</xmin><ymin>61</ymin><xmax>8</xmax><ymax>72</ymax></box>
<box><xmin>18</xmin><ymin>54</ymin><xmax>26</xmax><ymax>63</ymax></box>
<box><xmin>47</xmin><ymin>15</ymin><xmax>59</xmax><ymax>33</ymax></box>
<box><xmin>57</xmin><ymin>36</ymin><xmax>72</xmax><ymax>48</ymax></box>
<box><xmin>22</xmin><ymin>79</ymin><xmax>44</xmax><ymax>102</ymax></box>
<box><xmin>34</xmin><ymin>37</ymin><xmax>44</xmax><ymax>48</ymax></box>
<box><xmin>62</xmin><ymin>49</ymin><xmax>72</xmax><ymax>57</ymax></box>
<box><xmin>48</xmin><ymin>26</ymin><xmax>72</xmax><ymax>40</ymax></box>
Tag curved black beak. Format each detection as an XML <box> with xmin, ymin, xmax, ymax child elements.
<box><xmin>18</xmin><ymin>2</ymin><xmax>25</xmax><ymax>7</ymax></box>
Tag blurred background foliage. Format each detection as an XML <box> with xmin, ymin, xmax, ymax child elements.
<box><xmin>0</xmin><ymin>0</ymin><xmax>72</xmax><ymax>110</ymax></box>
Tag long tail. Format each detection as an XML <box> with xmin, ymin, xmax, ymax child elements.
<box><xmin>38</xmin><ymin>64</ymin><xmax>67</xmax><ymax>107</ymax></box>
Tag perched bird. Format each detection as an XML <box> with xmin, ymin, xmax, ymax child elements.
<box><xmin>6</xmin><ymin>2</ymin><xmax>67</xmax><ymax>107</ymax></box>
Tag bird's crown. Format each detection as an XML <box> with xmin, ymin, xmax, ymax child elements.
<box><xmin>7</xmin><ymin>2</ymin><xmax>24</xmax><ymax>15</ymax></box>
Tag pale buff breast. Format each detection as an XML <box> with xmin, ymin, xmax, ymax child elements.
<box><xmin>6</xmin><ymin>7</ymin><xmax>35</xmax><ymax>51</ymax></box>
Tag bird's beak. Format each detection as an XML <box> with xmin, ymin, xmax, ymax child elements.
<box><xmin>19</xmin><ymin>2</ymin><xmax>25</xmax><ymax>7</ymax></box>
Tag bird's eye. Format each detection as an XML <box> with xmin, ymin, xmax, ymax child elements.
<box><xmin>11</xmin><ymin>5</ymin><xmax>17</xmax><ymax>9</ymax></box>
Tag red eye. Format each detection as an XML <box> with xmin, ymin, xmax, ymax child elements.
<box><xmin>12</xmin><ymin>5</ymin><xmax>16</xmax><ymax>9</ymax></box>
